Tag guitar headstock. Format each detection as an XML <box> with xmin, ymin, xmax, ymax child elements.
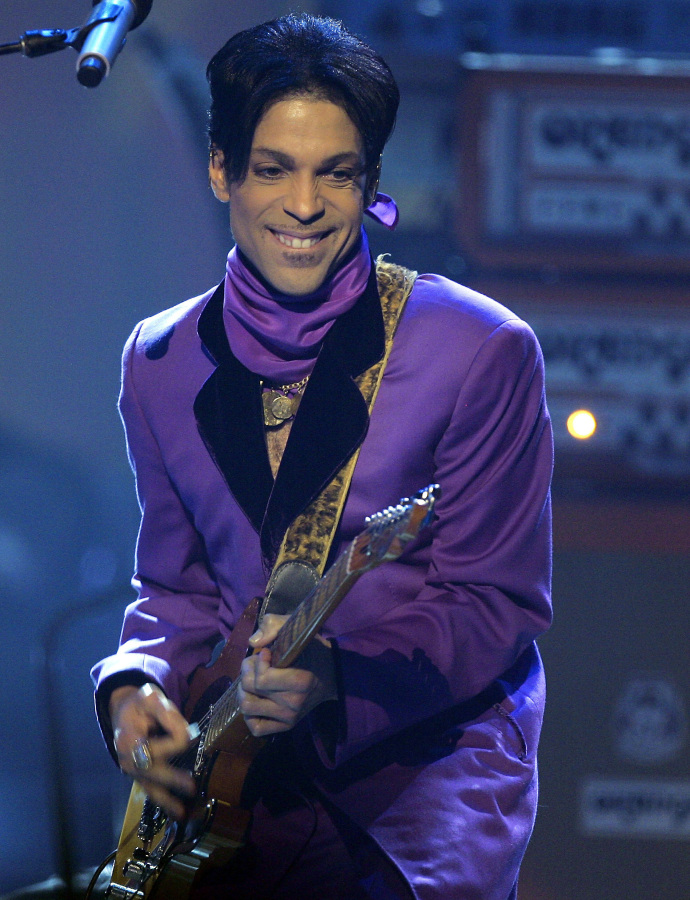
<box><xmin>350</xmin><ymin>484</ymin><xmax>440</xmax><ymax>573</ymax></box>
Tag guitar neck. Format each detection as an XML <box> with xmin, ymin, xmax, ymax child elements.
<box><xmin>270</xmin><ymin>541</ymin><xmax>360</xmax><ymax>669</ymax></box>
<box><xmin>200</xmin><ymin>485</ymin><xmax>438</xmax><ymax>759</ymax></box>
<box><xmin>201</xmin><ymin>539</ymin><xmax>361</xmax><ymax>756</ymax></box>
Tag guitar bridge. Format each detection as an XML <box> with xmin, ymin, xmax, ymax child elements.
<box><xmin>107</xmin><ymin>883</ymin><xmax>145</xmax><ymax>899</ymax></box>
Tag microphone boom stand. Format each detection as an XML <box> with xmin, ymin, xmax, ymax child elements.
<box><xmin>0</xmin><ymin>28</ymin><xmax>81</xmax><ymax>59</ymax></box>
<box><xmin>0</xmin><ymin>1</ymin><xmax>151</xmax><ymax>86</ymax></box>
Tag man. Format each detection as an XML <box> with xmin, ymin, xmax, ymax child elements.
<box><xmin>92</xmin><ymin>13</ymin><xmax>553</xmax><ymax>900</ymax></box>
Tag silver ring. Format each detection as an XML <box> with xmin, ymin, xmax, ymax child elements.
<box><xmin>131</xmin><ymin>737</ymin><xmax>153</xmax><ymax>772</ymax></box>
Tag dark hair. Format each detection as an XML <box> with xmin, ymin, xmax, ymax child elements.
<box><xmin>206</xmin><ymin>14</ymin><xmax>399</xmax><ymax>184</ymax></box>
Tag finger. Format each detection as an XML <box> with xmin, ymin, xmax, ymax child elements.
<box><xmin>145</xmin><ymin>762</ymin><xmax>196</xmax><ymax>797</ymax></box>
<box><xmin>139</xmin><ymin>685</ymin><xmax>191</xmax><ymax>741</ymax></box>
<box><xmin>115</xmin><ymin>717</ymin><xmax>195</xmax><ymax>769</ymax></box>
<box><xmin>130</xmin><ymin>690</ymin><xmax>192</xmax><ymax>757</ymax></box>
<box><xmin>251</xmin><ymin>662</ymin><xmax>315</xmax><ymax>697</ymax></box>
<box><xmin>147</xmin><ymin>726</ymin><xmax>198</xmax><ymax>762</ymax></box>
<box><xmin>254</xmin><ymin>647</ymin><xmax>271</xmax><ymax>689</ymax></box>
<box><xmin>121</xmin><ymin>744</ymin><xmax>196</xmax><ymax>804</ymax></box>
<box><xmin>136</xmin><ymin>777</ymin><xmax>189</xmax><ymax>820</ymax></box>
<box><xmin>248</xmin><ymin>613</ymin><xmax>288</xmax><ymax>648</ymax></box>
<box><xmin>240</xmin><ymin>648</ymin><xmax>272</xmax><ymax>694</ymax></box>
<box><xmin>116</xmin><ymin>720</ymin><xmax>198</xmax><ymax>780</ymax></box>
<box><xmin>242</xmin><ymin>648</ymin><xmax>312</xmax><ymax>689</ymax></box>
<box><xmin>238</xmin><ymin>684</ymin><xmax>305</xmax><ymax>719</ymax></box>
<box><xmin>133</xmin><ymin>760</ymin><xmax>196</xmax><ymax>798</ymax></box>
<box><xmin>244</xmin><ymin>714</ymin><xmax>293</xmax><ymax>738</ymax></box>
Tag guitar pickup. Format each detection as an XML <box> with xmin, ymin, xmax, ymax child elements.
<box><xmin>137</xmin><ymin>798</ymin><xmax>167</xmax><ymax>841</ymax></box>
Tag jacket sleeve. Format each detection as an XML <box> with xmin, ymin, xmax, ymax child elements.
<box><xmin>312</xmin><ymin>314</ymin><xmax>553</xmax><ymax>766</ymax></box>
<box><xmin>91</xmin><ymin>322</ymin><xmax>224</xmax><ymax>749</ymax></box>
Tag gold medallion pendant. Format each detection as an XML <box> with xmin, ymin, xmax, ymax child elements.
<box><xmin>262</xmin><ymin>376</ymin><xmax>309</xmax><ymax>427</ymax></box>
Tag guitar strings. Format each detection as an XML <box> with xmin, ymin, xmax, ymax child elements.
<box><xmin>170</xmin><ymin>509</ymin><xmax>408</xmax><ymax>771</ymax></box>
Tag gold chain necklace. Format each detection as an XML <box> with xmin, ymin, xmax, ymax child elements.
<box><xmin>261</xmin><ymin>375</ymin><xmax>309</xmax><ymax>427</ymax></box>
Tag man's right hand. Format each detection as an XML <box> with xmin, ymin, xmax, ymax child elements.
<box><xmin>110</xmin><ymin>682</ymin><xmax>197</xmax><ymax>819</ymax></box>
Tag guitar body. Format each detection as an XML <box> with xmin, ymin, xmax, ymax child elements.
<box><xmin>107</xmin><ymin>598</ymin><xmax>262</xmax><ymax>899</ymax></box>
<box><xmin>110</xmin><ymin>742</ymin><xmax>259</xmax><ymax>899</ymax></box>
<box><xmin>105</xmin><ymin>487</ymin><xmax>438</xmax><ymax>900</ymax></box>
<box><xmin>145</xmin><ymin>740</ymin><xmax>258</xmax><ymax>900</ymax></box>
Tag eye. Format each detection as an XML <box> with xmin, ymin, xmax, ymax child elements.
<box><xmin>254</xmin><ymin>165</ymin><xmax>285</xmax><ymax>180</ymax></box>
<box><xmin>324</xmin><ymin>168</ymin><xmax>357</xmax><ymax>185</ymax></box>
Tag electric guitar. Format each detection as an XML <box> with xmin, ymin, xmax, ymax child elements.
<box><xmin>106</xmin><ymin>484</ymin><xmax>439</xmax><ymax>899</ymax></box>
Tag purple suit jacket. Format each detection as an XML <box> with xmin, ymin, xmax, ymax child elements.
<box><xmin>93</xmin><ymin>265</ymin><xmax>553</xmax><ymax>899</ymax></box>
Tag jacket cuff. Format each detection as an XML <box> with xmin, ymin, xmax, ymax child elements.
<box><xmin>307</xmin><ymin>639</ymin><xmax>347</xmax><ymax>766</ymax></box>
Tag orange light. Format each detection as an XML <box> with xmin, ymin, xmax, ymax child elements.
<box><xmin>567</xmin><ymin>409</ymin><xmax>597</xmax><ymax>440</ymax></box>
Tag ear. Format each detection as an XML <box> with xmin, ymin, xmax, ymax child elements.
<box><xmin>209</xmin><ymin>147</ymin><xmax>231</xmax><ymax>202</ymax></box>
<box><xmin>364</xmin><ymin>156</ymin><xmax>382</xmax><ymax>208</ymax></box>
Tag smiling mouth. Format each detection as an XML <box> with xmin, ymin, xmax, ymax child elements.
<box><xmin>270</xmin><ymin>229</ymin><xmax>330</xmax><ymax>250</ymax></box>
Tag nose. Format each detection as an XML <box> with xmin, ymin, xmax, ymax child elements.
<box><xmin>283</xmin><ymin>174</ymin><xmax>325</xmax><ymax>224</ymax></box>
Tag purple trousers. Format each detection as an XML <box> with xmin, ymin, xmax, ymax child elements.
<box><xmin>191</xmin><ymin>796</ymin><xmax>412</xmax><ymax>900</ymax></box>
<box><xmin>191</xmin><ymin>796</ymin><xmax>520</xmax><ymax>900</ymax></box>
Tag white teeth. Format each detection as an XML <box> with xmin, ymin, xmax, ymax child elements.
<box><xmin>275</xmin><ymin>232</ymin><xmax>321</xmax><ymax>249</ymax></box>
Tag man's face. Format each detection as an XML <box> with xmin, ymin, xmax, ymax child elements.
<box><xmin>209</xmin><ymin>96</ymin><xmax>368</xmax><ymax>297</ymax></box>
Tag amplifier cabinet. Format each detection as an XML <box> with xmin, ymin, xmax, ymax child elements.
<box><xmin>458</xmin><ymin>54</ymin><xmax>690</xmax><ymax>276</ymax></box>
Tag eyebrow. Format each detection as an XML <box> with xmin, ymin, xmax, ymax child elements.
<box><xmin>250</xmin><ymin>148</ymin><xmax>365</xmax><ymax>169</ymax></box>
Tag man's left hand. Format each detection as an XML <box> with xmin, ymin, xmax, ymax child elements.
<box><xmin>238</xmin><ymin>613</ymin><xmax>336</xmax><ymax>737</ymax></box>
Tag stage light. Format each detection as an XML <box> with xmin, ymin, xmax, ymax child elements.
<box><xmin>567</xmin><ymin>409</ymin><xmax>597</xmax><ymax>440</ymax></box>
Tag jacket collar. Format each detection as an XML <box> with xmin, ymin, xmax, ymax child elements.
<box><xmin>194</xmin><ymin>264</ymin><xmax>385</xmax><ymax>565</ymax></box>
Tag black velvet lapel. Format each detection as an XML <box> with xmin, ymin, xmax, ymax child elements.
<box><xmin>193</xmin><ymin>266</ymin><xmax>386</xmax><ymax>561</ymax></box>
<box><xmin>194</xmin><ymin>283</ymin><xmax>274</xmax><ymax>533</ymax></box>
<box><xmin>261</xmin><ymin>266</ymin><xmax>385</xmax><ymax>561</ymax></box>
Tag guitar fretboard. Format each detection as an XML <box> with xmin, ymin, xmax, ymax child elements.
<box><xmin>197</xmin><ymin>486</ymin><xmax>437</xmax><ymax>760</ymax></box>
<box><xmin>201</xmin><ymin>542</ymin><xmax>358</xmax><ymax>755</ymax></box>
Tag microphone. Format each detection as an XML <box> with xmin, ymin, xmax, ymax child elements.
<box><xmin>76</xmin><ymin>0</ymin><xmax>153</xmax><ymax>87</ymax></box>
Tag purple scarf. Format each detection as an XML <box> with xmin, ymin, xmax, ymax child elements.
<box><xmin>222</xmin><ymin>194</ymin><xmax>398</xmax><ymax>383</ymax></box>
<box><xmin>223</xmin><ymin>230</ymin><xmax>372</xmax><ymax>383</ymax></box>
